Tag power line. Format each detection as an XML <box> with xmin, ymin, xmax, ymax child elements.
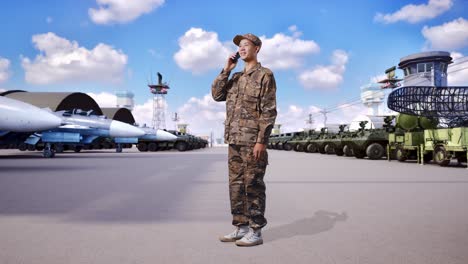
<box><xmin>307</xmin><ymin>61</ymin><xmax>468</xmax><ymax>119</ymax></box>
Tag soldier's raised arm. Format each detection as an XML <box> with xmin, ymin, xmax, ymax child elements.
<box><xmin>211</xmin><ymin>53</ymin><xmax>240</xmax><ymax>102</ymax></box>
<box><xmin>256</xmin><ymin>72</ymin><xmax>277</xmax><ymax>144</ymax></box>
<box><xmin>211</xmin><ymin>69</ymin><xmax>231</xmax><ymax>102</ymax></box>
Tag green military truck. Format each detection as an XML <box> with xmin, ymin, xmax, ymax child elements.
<box><xmin>423</xmin><ymin>127</ymin><xmax>468</xmax><ymax>166</ymax></box>
<box><xmin>387</xmin><ymin>114</ymin><xmax>436</xmax><ymax>163</ymax></box>
<box><xmin>342</xmin><ymin>120</ymin><xmax>388</xmax><ymax>160</ymax></box>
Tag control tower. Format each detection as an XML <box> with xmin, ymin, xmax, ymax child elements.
<box><xmin>361</xmin><ymin>83</ymin><xmax>385</xmax><ymax>116</ymax></box>
<box><xmin>116</xmin><ymin>90</ymin><xmax>134</xmax><ymax>110</ymax></box>
<box><xmin>148</xmin><ymin>72</ymin><xmax>170</xmax><ymax>129</ymax></box>
<box><xmin>398</xmin><ymin>51</ymin><xmax>452</xmax><ymax>87</ymax></box>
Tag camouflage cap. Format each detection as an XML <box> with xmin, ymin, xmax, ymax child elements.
<box><xmin>233</xmin><ymin>33</ymin><xmax>262</xmax><ymax>47</ymax></box>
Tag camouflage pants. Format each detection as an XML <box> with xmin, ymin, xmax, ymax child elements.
<box><xmin>228</xmin><ymin>144</ymin><xmax>268</xmax><ymax>229</ymax></box>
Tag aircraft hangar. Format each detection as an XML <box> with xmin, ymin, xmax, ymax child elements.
<box><xmin>101</xmin><ymin>107</ymin><xmax>136</xmax><ymax>124</ymax></box>
<box><xmin>0</xmin><ymin>90</ymin><xmax>103</xmax><ymax>115</ymax></box>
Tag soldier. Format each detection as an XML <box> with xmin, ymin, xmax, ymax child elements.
<box><xmin>211</xmin><ymin>33</ymin><xmax>277</xmax><ymax>247</ymax></box>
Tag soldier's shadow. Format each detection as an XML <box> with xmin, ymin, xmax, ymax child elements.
<box><xmin>265</xmin><ymin>210</ymin><xmax>347</xmax><ymax>242</ymax></box>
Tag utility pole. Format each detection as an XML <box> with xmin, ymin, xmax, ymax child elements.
<box><xmin>320</xmin><ymin>109</ymin><xmax>329</xmax><ymax>128</ymax></box>
<box><xmin>172</xmin><ymin>112</ymin><xmax>180</xmax><ymax>131</ymax></box>
<box><xmin>305</xmin><ymin>113</ymin><xmax>314</xmax><ymax>130</ymax></box>
<box><xmin>210</xmin><ymin>130</ymin><xmax>214</xmax><ymax>147</ymax></box>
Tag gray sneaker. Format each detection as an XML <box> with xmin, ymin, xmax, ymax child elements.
<box><xmin>219</xmin><ymin>225</ymin><xmax>249</xmax><ymax>242</ymax></box>
<box><xmin>235</xmin><ymin>228</ymin><xmax>263</xmax><ymax>246</ymax></box>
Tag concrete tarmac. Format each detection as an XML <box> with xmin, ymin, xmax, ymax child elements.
<box><xmin>0</xmin><ymin>147</ymin><xmax>467</xmax><ymax>264</ymax></box>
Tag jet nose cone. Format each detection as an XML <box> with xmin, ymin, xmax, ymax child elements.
<box><xmin>0</xmin><ymin>96</ymin><xmax>61</xmax><ymax>132</ymax></box>
<box><xmin>109</xmin><ymin>121</ymin><xmax>145</xmax><ymax>137</ymax></box>
<box><xmin>34</xmin><ymin>111</ymin><xmax>62</xmax><ymax>131</ymax></box>
<box><xmin>156</xmin><ymin>129</ymin><xmax>178</xmax><ymax>141</ymax></box>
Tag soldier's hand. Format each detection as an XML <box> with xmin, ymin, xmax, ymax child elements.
<box><xmin>223</xmin><ymin>53</ymin><xmax>238</xmax><ymax>73</ymax></box>
<box><xmin>253</xmin><ymin>143</ymin><xmax>267</xmax><ymax>161</ymax></box>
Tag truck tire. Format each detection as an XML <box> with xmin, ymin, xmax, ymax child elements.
<box><xmin>18</xmin><ymin>143</ymin><xmax>27</xmax><ymax>151</ymax></box>
<box><xmin>295</xmin><ymin>144</ymin><xmax>304</xmax><ymax>152</ymax></box>
<box><xmin>335</xmin><ymin>147</ymin><xmax>344</xmax><ymax>156</ymax></box>
<box><xmin>434</xmin><ymin>146</ymin><xmax>450</xmax><ymax>166</ymax></box>
<box><xmin>306</xmin><ymin>143</ymin><xmax>317</xmax><ymax>153</ymax></box>
<box><xmin>148</xmin><ymin>143</ymin><xmax>158</xmax><ymax>152</ymax></box>
<box><xmin>396</xmin><ymin>148</ymin><xmax>407</xmax><ymax>162</ymax></box>
<box><xmin>283</xmin><ymin>143</ymin><xmax>292</xmax><ymax>151</ymax></box>
<box><xmin>137</xmin><ymin>143</ymin><xmax>148</xmax><ymax>152</ymax></box>
<box><xmin>324</xmin><ymin>144</ymin><xmax>334</xmax><ymax>154</ymax></box>
<box><xmin>176</xmin><ymin>142</ymin><xmax>188</xmax><ymax>152</ymax></box>
<box><xmin>366</xmin><ymin>143</ymin><xmax>385</xmax><ymax>160</ymax></box>
<box><xmin>343</xmin><ymin>145</ymin><xmax>353</xmax><ymax>157</ymax></box>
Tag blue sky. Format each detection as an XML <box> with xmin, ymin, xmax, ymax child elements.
<box><xmin>0</xmin><ymin>0</ymin><xmax>467</xmax><ymax>138</ymax></box>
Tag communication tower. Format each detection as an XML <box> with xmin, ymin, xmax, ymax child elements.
<box><xmin>148</xmin><ymin>72</ymin><xmax>170</xmax><ymax>129</ymax></box>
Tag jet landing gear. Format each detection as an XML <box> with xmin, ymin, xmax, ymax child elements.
<box><xmin>43</xmin><ymin>143</ymin><xmax>55</xmax><ymax>158</ymax></box>
<box><xmin>116</xmin><ymin>143</ymin><xmax>123</xmax><ymax>153</ymax></box>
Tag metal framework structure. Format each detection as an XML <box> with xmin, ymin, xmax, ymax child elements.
<box><xmin>148</xmin><ymin>72</ymin><xmax>170</xmax><ymax>129</ymax></box>
<box><xmin>388</xmin><ymin>86</ymin><xmax>468</xmax><ymax>126</ymax></box>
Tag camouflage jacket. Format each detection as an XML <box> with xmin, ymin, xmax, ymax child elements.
<box><xmin>211</xmin><ymin>63</ymin><xmax>277</xmax><ymax>145</ymax></box>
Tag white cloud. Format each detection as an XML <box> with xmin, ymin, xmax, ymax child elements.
<box><xmin>422</xmin><ymin>18</ymin><xmax>468</xmax><ymax>50</ymax></box>
<box><xmin>0</xmin><ymin>57</ymin><xmax>11</xmax><ymax>83</ymax></box>
<box><xmin>87</xmin><ymin>92</ymin><xmax>117</xmax><ymax>108</ymax></box>
<box><xmin>89</xmin><ymin>0</ymin><xmax>164</xmax><ymax>25</ymax></box>
<box><xmin>174</xmin><ymin>26</ymin><xmax>319</xmax><ymax>73</ymax></box>
<box><xmin>374</xmin><ymin>0</ymin><xmax>453</xmax><ymax>24</ymax></box>
<box><xmin>174</xmin><ymin>28</ymin><xmax>233</xmax><ymax>74</ymax></box>
<box><xmin>132</xmin><ymin>99</ymin><xmax>155</xmax><ymax>127</ymax></box>
<box><xmin>175</xmin><ymin>94</ymin><xmax>226</xmax><ymax>137</ymax></box>
<box><xmin>276</xmin><ymin>105</ymin><xmax>315</xmax><ymax>132</ymax></box>
<box><xmin>21</xmin><ymin>32</ymin><xmax>128</xmax><ymax>85</ymax></box>
<box><xmin>288</xmin><ymin>25</ymin><xmax>303</xmax><ymax>38</ymax></box>
<box><xmin>298</xmin><ymin>50</ymin><xmax>349</xmax><ymax>90</ymax></box>
<box><xmin>259</xmin><ymin>30</ymin><xmax>319</xmax><ymax>70</ymax></box>
<box><xmin>448</xmin><ymin>52</ymin><xmax>468</xmax><ymax>85</ymax></box>
<box><xmin>131</xmin><ymin>94</ymin><xmax>225</xmax><ymax>138</ymax></box>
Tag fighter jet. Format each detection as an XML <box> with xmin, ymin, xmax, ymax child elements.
<box><xmin>26</xmin><ymin>109</ymin><xmax>145</xmax><ymax>157</ymax></box>
<box><xmin>0</xmin><ymin>96</ymin><xmax>61</xmax><ymax>132</ymax></box>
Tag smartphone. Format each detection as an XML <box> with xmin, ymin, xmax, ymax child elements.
<box><xmin>231</xmin><ymin>52</ymin><xmax>240</xmax><ymax>63</ymax></box>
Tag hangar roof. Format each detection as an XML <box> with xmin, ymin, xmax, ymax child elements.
<box><xmin>101</xmin><ymin>108</ymin><xmax>136</xmax><ymax>124</ymax></box>
<box><xmin>1</xmin><ymin>91</ymin><xmax>103</xmax><ymax>115</ymax></box>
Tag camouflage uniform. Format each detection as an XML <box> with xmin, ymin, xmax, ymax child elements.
<box><xmin>211</xmin><ymin>62</ymin><xmax>277</xmax><ymax>229</ymax></box>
